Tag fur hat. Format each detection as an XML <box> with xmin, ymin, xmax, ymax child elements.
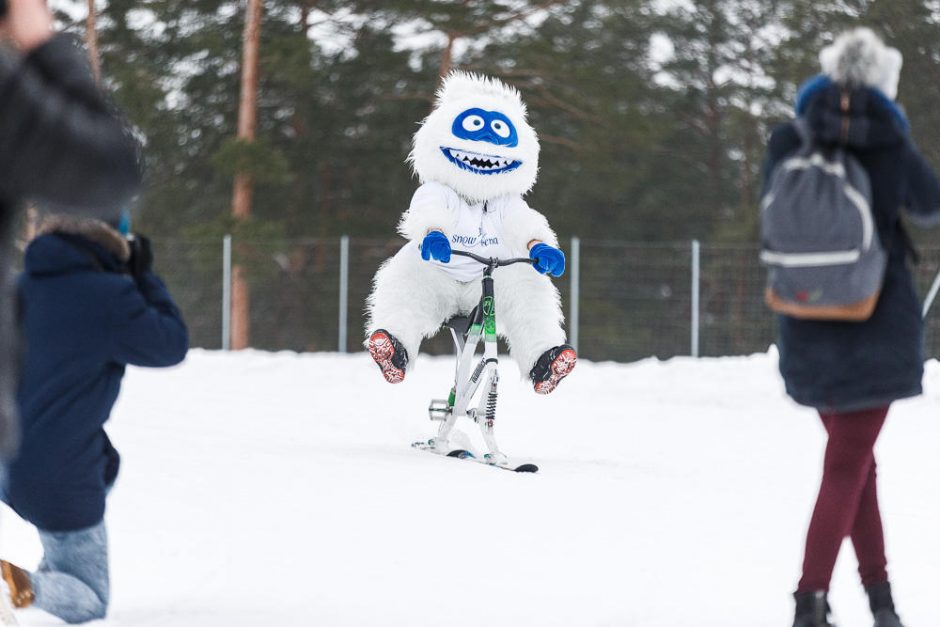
<box><xmin>819</xmin><ymin>28</ymin><xmax>903</xmax><ymax>100</ymax></box>
<box><xmin>409</xmin><ymin>71</ymin><xmax>540</xmax><ymax>202</ymax></box>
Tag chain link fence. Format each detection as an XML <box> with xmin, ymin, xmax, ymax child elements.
<box><xmin>151</xmin><ymin>236</ymin><xmax>940</xmax><ymax>362</ymax></box>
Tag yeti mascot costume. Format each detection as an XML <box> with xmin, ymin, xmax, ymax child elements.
<box><xmin>366</xmin><ymin>71</ymin><xmax>576</xmax><ymax>394</ymax></box>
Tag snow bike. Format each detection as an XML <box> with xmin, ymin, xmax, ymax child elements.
<box><xmin>412</xmin><ymin>249</ymin><xmax>540</xmax><ymax>473</ymax></box>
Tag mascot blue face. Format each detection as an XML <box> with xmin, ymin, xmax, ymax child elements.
<box><xmin>411</xmin><ymin>72</ymin><xmax>540</xmax><ymax>201</ymax></box>
<box><xmin>443</xmin><ymin>108</ymin><xmax>522</xmax><ymax>175</ymax></box>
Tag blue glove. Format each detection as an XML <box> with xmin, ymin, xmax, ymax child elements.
<box><xmin>420</xmin><ymin>231</ymin><xmax>451</xmax><ymax>263</ymax></box>
<box><xmin>530</xmin><ymin>243</ymin><xmax>565</xmax><ymax>277</ymax></box>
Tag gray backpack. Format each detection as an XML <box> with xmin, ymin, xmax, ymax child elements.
<box><xmin>760</xmin><ymin>118</ymin><xmax>885</xmax><ymax>321</ymax></box>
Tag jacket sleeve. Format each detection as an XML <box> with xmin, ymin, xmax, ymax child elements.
<box><xmin>397</xmin><ymin>182</ymin><xmax>457</xmax><ymax>241</ymax></box>
<box><xmin>108</xmin><ymin>273</ymin><xmax>189</xmax><ymax>368</ymax></box>
<box><xmin>501</xmin><ymin>198</ymin><xmax>558</xmax><ymax>254</ymax></box>
<box><xmin>902</xmin><ymin>143</ymin><xmax>940</xmax><ymax>227</ymax></box>
<box><xmin>0</xmin><ymin>35</ymin><xmax>142</xmax><ymax>215</ymax></box>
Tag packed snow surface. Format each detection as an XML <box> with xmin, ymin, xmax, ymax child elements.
<box><xmin>3</xmin><ymin>349</ymin><xmax>940</xmax><ymax>626</ymax></box>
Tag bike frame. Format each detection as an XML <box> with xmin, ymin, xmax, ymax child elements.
<box><xmin>427</xmin><ymin>250</ymin><xmax>535</xmax><ymax>466</ymax></box>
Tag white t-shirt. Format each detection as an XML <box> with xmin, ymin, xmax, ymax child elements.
<box><xmin>413</xmin><ymin>189</ymin><xmax>513</xmax><ymax>282</ymax></box>
<box><xmin>431</xmin><ymin>199</ymin><xmax>514</xmax><ymax>281</ymax></box>
<box><xmin>400</xmin><ymin>182</ymin><xmax>557</xmax><ymax>283</ymax></box>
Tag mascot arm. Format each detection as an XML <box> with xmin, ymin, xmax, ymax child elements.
<box><xmin>502</xmin><ymin>199</ymin><xmax>559</xmax><ymax>254</ymax></box>
<box><xmin>397</xmin><ymin>182</ymin><xmax>458</xmax><ymax>241</ymax></box>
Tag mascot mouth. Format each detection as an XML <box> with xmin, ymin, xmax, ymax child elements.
<box><xmin>441</xmin><ymin>147</ymin><xmax>522</xmax><ymax>175</ymax></box>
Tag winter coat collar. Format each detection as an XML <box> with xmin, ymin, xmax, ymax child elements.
<box><xmin>795</xmin><ymin>75</ymin><xmax>909</xmax><ymax>149</ymax></box>
<box><xmin>38</xmin><ymin>215</ymin><xmax>131</xmax><ymax>261</ymax></box>
<box><xmin>26</xmin><ymin>216</ymin><xmax>130</xmax><ymax>276</ymax></box>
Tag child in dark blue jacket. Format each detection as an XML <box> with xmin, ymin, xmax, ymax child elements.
<box><xmin>0</xmin><ymin>214</ymin><xmax>188</xmax><ymax>623</ymax></box>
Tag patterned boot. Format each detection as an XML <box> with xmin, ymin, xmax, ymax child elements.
<box><xmin>368</xmin><ymin>329</ymin><xmax>408</xmax><ymax>384</ymax></box>
<box><xmin>530</xmin><ymin>344</ymin><xmax>577</xmax><ymax>394</ymax></box>
<box><xmin>1</xmin><ymin>560</ymin><xmax>34</xmax><ymax>609</ymax></box>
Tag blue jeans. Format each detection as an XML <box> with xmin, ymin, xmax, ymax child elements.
<box><xmin>31</xmin><ymin>522</ymin><xmax>110</xmax><ymax>624</ymax></box>
<box><xmin>1</xmin><ymin>465</ymin><xmax>110</xmax><ymax>623</ymax></box>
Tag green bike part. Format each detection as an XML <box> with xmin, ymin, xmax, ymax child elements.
<box><xmin>483</xmin><ymin>296</ymin><xmax>497</xmax><ymax>338</ymax></box>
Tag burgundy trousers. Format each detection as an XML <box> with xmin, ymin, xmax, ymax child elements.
<box><xmin>797</xmin><ymin>406</ymin><xmax>890</xmax><ymax>592</ymax></box>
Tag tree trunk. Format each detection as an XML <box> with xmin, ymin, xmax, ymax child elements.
<box><xmin>439</xmin><ymin>32</ymin><xmax>457</xmax><ymax>78</ymax></box>
<box><xmin>230</xmin><ymin>0</ymin><xmax>264</xmax><ymax>350</ymax></box>
<box><xmin>231</xmin><ymin>264</ymin><xmax>251</xmax><ymax>352</ymax></box>
<box><xmin>300</xmin><ymin>0</ymin><xmax>312</xmax><ymax>34</ymax></box>
<box><xmin>85</xmin><ymin>0</ymin><xmax>101</xmax><ymax>82</ymax></box>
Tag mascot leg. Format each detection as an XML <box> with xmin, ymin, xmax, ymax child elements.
<box><xmin>365</xmin><ymin>244</ymin><xmax>460</xmax><ymax>375</ymax></box>
<box><xmin>493</xmin><ymin>264</ymin><xmax>568</xmax><ymax>376</ymax></box>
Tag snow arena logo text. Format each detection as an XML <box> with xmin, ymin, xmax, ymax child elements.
<box><xmin>451</xmin><ymin>234</ymin><xmax>500</xmax><ymax>247</ymax></box>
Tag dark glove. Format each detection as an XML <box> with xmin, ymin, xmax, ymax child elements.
<box><xmin>420</xmin><ymin>231</ymin><xmax>452</xmax><ymax>263</ymax></box>
<box><xmin>127</xmin><ymin>234</ymin><xmax>153</xmax><ymax>278</ymax></box>
<box><xmin>529</xmin><ymin>243</ymin><xmax>565</xmax><ymax>277</ymax></box>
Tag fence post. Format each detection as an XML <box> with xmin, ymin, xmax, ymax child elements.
<box><xmin>691</xmin><ymin>239</ymin><xmax>700</xmax><ymax>358</ymax></box>
<box><xmin>222</xmin><ymin>234</ymin><xmax>232</xmax><ymax>351</ymax></box>
<box><xmin>338</xmin><ymin>235</ymin><xmax>350</xmax><ymax>353</ymax></box>
<box><xmin>570</xmin><ymin>236</ymin><xmax>580</xmax><ymax>352</ymax></box>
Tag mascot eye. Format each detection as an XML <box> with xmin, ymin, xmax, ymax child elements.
<box><xmin>491</xmin><ymin>120</ymin><xmax>511</xmax><ymax>139</ymax></box>
<box><xmin>462</xmin><ymin>115</ymin><xmax>485</xmax><ymax>132</ymax></box>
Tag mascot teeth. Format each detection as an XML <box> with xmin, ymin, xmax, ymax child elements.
<box><xmin>442</xmin><ymin>148</ymin><xmax>521</xmax><ymax>174</ymax></box>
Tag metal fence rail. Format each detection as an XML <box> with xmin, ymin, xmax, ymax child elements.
<box><xmin>152</xmin><ymin>236</ymin><xmax>940</xmax><ymax>362</ymax></box>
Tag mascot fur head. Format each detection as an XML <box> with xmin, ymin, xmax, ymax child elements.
<box><xmin>409</xmin><ymin>72</ymin><xmax>540</xmax><ymax>202</ymax></box>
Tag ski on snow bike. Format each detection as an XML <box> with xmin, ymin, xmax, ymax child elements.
<box><xmin>412</xmin><ymin>249</ymin><xmax>542</xmax><ymax>473</ymax></box>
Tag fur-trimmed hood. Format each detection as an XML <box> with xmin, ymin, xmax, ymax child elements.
<box><xmin>37</xmin><ymin>215</ymin><xmax>130</xmax><ymax>262</ymax></box>
<box><xmin>26</xmin><ymin>215</ymin><xmax>130</xmax><ymax>277</ymax></box>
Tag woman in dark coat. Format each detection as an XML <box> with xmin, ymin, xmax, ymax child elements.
<box><xmin>762</xmin><ymin>28</ymin><xmax>940</xmax><ymax>627</ymax></box>
<box><xmin>0</xmin><ymin>215</ymin><xmax>188</xmax><ymax>623</ymax></box>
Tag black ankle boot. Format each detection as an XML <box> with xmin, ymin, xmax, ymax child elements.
<box><xmin>793</xmin><ymin>590</ymin><xmax>834</xmax><ymax>627</ymax></box>
<box><xmin>866</xmin><ymin>582</ymin><xmax>904</xmax><ymax>627</ymax></box>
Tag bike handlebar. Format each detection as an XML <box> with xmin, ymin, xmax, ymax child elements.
<box><xmin>449</xmin><ymin>249</ymin><xmax>535</xmax><ymax>267</ymax></box>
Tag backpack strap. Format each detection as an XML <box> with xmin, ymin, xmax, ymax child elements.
<box><xmin>793</xmin><ymin>117</ymin><xmax>813</xmax><ymax>148</ymax></box>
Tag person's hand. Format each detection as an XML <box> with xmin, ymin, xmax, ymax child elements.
<box><xmin>127</xmin><ymin>234</ymin><xmax>153</xmax><ymax>279</ymax></box>
<box><xmin>2</xmin><ymin>0</ymin><xmax>53</xmax><ymax>53</ymax></box>
<box><xmin>529</xmin><ymin>243</ymin><xmax>565</xmax><ymax>277</ymax></box>
<box><xmin>420</xmin><ymin>231</ymin><xmax>451</xmax><ymax>263</ymax></box>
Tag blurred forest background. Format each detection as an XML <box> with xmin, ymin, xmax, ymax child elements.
<box><xmin>42</xmin><ymin>0</ymin><xmax>940</xmax><ymax>359</ymax></box>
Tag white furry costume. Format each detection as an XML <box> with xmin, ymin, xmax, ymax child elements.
<box><xmin>365</xmin><ymin>72</ymin><xmax>566</xmax><ymax>374</ymax></box>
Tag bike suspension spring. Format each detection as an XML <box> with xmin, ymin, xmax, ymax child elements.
<box><xmin>485</xmin><ymin>379</ymin><xmax>498</xmax><ymax>421</ymax></box>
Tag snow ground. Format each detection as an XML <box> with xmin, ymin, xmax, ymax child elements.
<box><xmin>2</xmin><ymin>349</ymin><xmax>940</xmax><ymax>626</ymax></box>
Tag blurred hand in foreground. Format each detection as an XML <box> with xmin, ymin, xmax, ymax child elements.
<box><xmin>1</xmin><ymin>0</ymin><xmax>53</xmax><ymax>52</ymax></box>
